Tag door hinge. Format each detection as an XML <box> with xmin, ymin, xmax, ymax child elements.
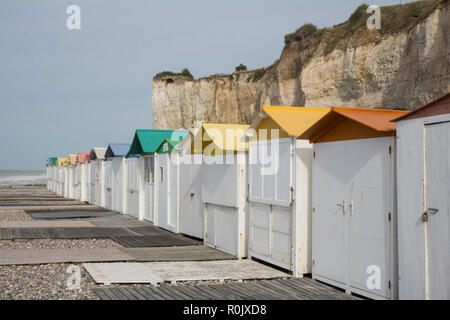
<box><xmin>388</xmin><ymin>146</ymin><xmax>392</xmax><ymax>154</ymax></box>
<box><xmin>388</xmin><ymin>281</ymin><xmax>392</xmax><ymax>290</ymax></box>
<box><xmin>388</xmin><ymin>212</ymin><xmax>391</xmax><ymax>222</ymax></box>
<box><xmin>313</xmin><ymin>151</ymin><xmax>316</xmax><ymax>158</ymax></box>
<box><xmin>312</xmin><ymin>259</ymin><xmax>315</xmax><ymax>267</ymax></box>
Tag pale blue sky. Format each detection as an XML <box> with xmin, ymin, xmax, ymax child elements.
<box><xmin>0</xmin><ymin>0</ymin><xmax>404</xmax><ymax>170</ymax></box>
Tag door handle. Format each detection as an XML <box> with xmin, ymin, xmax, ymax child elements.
<box><xmin>348</xmin><ymin>201</ymin><xmax>354</xmax><ymax>216</ymax></box>
<box><xmin>337</xmin><ymin>200</ymin><xmax>347</xmax><ymax>213</ymax></box>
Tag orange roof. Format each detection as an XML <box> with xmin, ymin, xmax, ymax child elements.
<box><xmin>331</xmin><ymin>107</ymin><xmax>408</xmax><ymax>131</ymax></box>
<box><xmin>299</xmin><ymin>107</ymin><xmax>409</xmax><ymax>143</ymax></box>
<box><xmin>261</xmin><ymin>106</ymin><xmax>331</xmax><ymax>136</ymax></box>
<box><xmin>69</xmin><ymin>154</ymin><xmax>78</xmax><ymax>165</ymax></box>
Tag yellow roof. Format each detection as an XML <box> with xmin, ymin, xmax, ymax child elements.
<box><xmin>69</xmin><ymin>155</ymin><xmax>77</xmax><ymax>165</ymax></box>
<box><xmin>57</xmin><ymin>157</ymin><xmax>69</xmax><ymax>167</ymax></box>
<box><xmin>189</xmin><ymin>123</ymin><xmax>250</xmax><ymax>153</ymax></box>
<box><xmin>260</xmin><ymin>106</ymin><xmax>331</xmax><ymax>137</ymax></box>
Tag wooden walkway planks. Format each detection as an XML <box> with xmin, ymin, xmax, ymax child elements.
<box><xmin>119</xmin><ymin>246</ymin><xmax>235</xmax><ymax>262</ymax></box>
<box><xmin>111</xmin><ymin>234</ymin><xmax>200</xmax><ymax>248</ymax></box>
<box><xmin>0</xmin><ymin>220</ymin><xmax>96</xmax><ymax>229</ymax></box>
<box><xmin>27</xmin><ymin>210</ymin><xmax>113</xmax><ymax>219</ymax></box>
<box><xmin>94</xmin><ymin>278</ymin><xmax>360</xmax><ymax>300</ymax></box>
<box><xmin>0</xmin><ymin>248</ymin><xmax>136</xmax><ymax>265</ymax></box>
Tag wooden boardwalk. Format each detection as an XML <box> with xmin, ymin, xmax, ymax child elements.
<box><xmin>0</xmin><ymin>248</ymin><xmax>136</xmax><ymax>265</ymax></box>
<box><xmin>119</xmin><ymin>246</ymin><xmax>234</xmax><ymax>262</ymax></box>
<box><xmin>1</xmin><ymin>187</ymin><xmax>361</xmax><ymax>300</ymax></box>
<box><xmin>94</xmin><ymin>278</ymin><xmax>359</xmax><ymax>300</ymax></box>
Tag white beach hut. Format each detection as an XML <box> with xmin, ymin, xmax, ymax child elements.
<box><xmin>244</xmin><ymin>106</ymin><xmax>330</xmax><ymax>277</ymax></box>
<box><xmin>57</xmin><ymin>158</ymin><xmax>68</xmax><ymax>196</ymax></box>
<box><xmin>68</xmin><ymin>155</ymin><xmax>78</xmax><ymax>199</ymax></box>
<box><xmin>103</xmin><ymin>143</ymin><xmax>130</xmax><ymax>213</ymax></box>
<box><xmin>77</xmin><ymin>152</ymin><xmax>90</xmax><ymax>203</ymax></box>
<box><xmin>393</xmin><ymin>93</ymin><xmax>450</xmax><ymax>300</ymax></box>
<box><xmin>126</xmin><ymin>130</ymin><xmax>187</xmax><ymax>221</ymax></box>
<box><xmin>153</xmin><ymin>136</ymin><xmax>190</xmax><ymax>233</ymax></box>
<box><xmin>88</xmin><ymin>148</ymin><xmax>107</xmax><ymax>206</ymax></box>
<box><xmin>300</xmin><ymin>107</ymin><xmax>408</xmax><ymax>300</ymax></box>
<box><xmin>198</xmin><ymin>123</ymin><xmax>249</xmax><ymax>258</ymax></box>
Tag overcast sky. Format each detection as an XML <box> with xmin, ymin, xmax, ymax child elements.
<box><xmin>0</xmin><ymin>0</ymin><xmax>405</xmax><ymax>170</ymax></box>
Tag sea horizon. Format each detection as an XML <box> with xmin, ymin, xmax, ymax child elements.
<box><xmin>0</xmin><ymin>170</ymin><xmax>47</xmax><ymax>187</ymax></box>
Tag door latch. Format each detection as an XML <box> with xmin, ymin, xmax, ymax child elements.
<box><xmin>428</xmin><ymin>208</ymin><xmax>439</xmax><ymax>215</ymax></box>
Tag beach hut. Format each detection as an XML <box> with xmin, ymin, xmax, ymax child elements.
<box><xmin>88</xmin><ymin>148</ymin><xmax>107</xmax><ymax>206</ymax></box>
<box><xmin>393</xmin><ymin>93</ymin><xmax>450</xmax><ymax>300</ymax></box>
<box><xmin>56</xmin><ymin>157</ymin><xmax>68</xmax><ymax>196</ymax></box>
<box><xmin>244</xmin><ymin>106</ymin><xmax>330</xmax><ymax>277</ymax></box>
<box><xmin>172</xmin><ymin>127</ymin><xmax>204</xmax><ymax>239</ymax></box>
<box><xmin>104</xmin><ymin>143</ymin><xmax>130</xmax><ymax>213</ymax></box>
<box><xmin>46</xmin><ymin>158</ymin><xmax>57</xmax><ymax>191</ymax></box>
<box><xmin>300</xmin><ymin>107</ymin><xmax>408</xmax><ymax>300</ymax></box>
<box><xmin>77</xmin><ymin>152</ymin><xmax>90</xmax><ymax>202</ymax></box>
<box><xmin>198</xmin><ymin>123</ymin><xmax>250</xmax><ymax>258</ymax></box>
<box><xmin>153</xmin><ymin>137</ymin><xmax>186</xmax><ymax>233</ymax></box>
<box><xmin>68</xmin><ymin>154</ymin><xmax>78</xmax><ymax>199</ymax></box>
<box><xmin>126</xmin><ymin>129</ymin><xmax>187</xmax><ymax>220</ymax></box>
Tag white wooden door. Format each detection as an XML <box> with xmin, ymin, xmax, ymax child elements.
<box><xmin>76</xmin><ymin>166</ymin><xmax>82</xmax><ymax>200</ymax></box>
<box><xmin>348</xmin><ymin>138</ymin><xmax>393</xmax><ymax>299</ymax></box>
<box><xmin>111</xmin><ymin>158</ymin><xmax>124</xmax><ymax>213</ymax></box>
<box><xmin>103</xmin><ymin>161</ymin><xmax>112</xmax><ymax>210</ymax></box>
<box><xmin>142</xmin><ymin>155</ymin><xmax>154</xmax><ymax>222</ymax></box>
<box><xmin>313</xmin><ymin>141</ymin><xmax>349</xmax><ymax>286</ymax></box>
<box><xmin>248</xmin><ymin>138</ymin><xmax>292</xmax><ymax>270</ymax></box>
<box><xmin>426</xmin><ymin>121</ymin><xmax>450</xmax><ymax>300</ymax></box>
<box><xmin>158</xmin><ymin>155</ymin><xmax>170</xmax><ymax>229</ymax></box>
<box><xmin>88</xmin><ymin>163</ymin><xmax>95</xmax><ymax>203</ymax></box>
<box><xmin>126</xmin><ymin>158</ymin><xmax>139</xmax><ymax>218</ymax></box>
<box><xmin>313</xmin><ymin>137</ymin><xmax>394</xmax><ymax>299</ymax></box>
<box><xmin>179</xmin><ymin>155</ymin><xmax>203</xmax><ymax>239</ymax></box>
<box><xmin>95</xmin><ymin>161</ymin><xmax>102</xmax><ymax>206</ymax></box>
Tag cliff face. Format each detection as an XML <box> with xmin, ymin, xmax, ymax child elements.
<box><xmin>152</xmin><ymin>1</ymin><xmax>450</xmax><ymax>130</ymax></box>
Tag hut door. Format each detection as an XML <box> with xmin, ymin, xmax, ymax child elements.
<box><xmin>348</xmin><ymin>137</ymin><xmax>393</xmax><ymax>299</ymax></box>
<box><xmin>179</xmin><ymin>155</ymin><xmax>203</xmax><ymax>239</ymax></box>
<box><xmin>425</xmin><ymin>121</ymin><xmax>450</xmax><ymax>300</ymax></box>
<box><xmin>142</xmin><ymin>156</ymin><xmax>154</xmax><ymax>222</ymax></box>
<box><xmin>312</xmin><ymin>141</ymin><xmax>349</xmax><ymax>286</ymax></box>
<box><xmin>158</xmin><ymin>154</ymin><xmax>170</xmax><ymax>229</ymax></box>
<box><xmin>89</xmin><ymin>163</ymin><xmax>96</xmax><ymax>203</ymax></box>
<box><xmin>248</xmin><ymin>138</ymin><xmax>292</xmax><ymax>270</ymax></box>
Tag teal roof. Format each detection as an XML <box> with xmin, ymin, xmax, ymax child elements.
<box><xmin>156</xmin><ymin>138</ymin><xmax>183</xmax><ymax>154</ymax></box>
<box><xmin>127</xmin><ymin>129</ymin><xmax>187</xmax><ymax>157</ymax></box>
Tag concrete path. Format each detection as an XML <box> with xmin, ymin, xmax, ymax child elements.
<box><xmin>83</xmin><ymin>260</ymin><xmax>290</xmax><ymax>285</ymax></box>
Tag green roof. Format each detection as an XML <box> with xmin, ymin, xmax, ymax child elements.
<box><xmin>127</xmin><ymin>129</ymin><xmax>187</xmax><ymax>157</ymax></box>
<box><xmin>156</xmin><ymin>138</ymin><xmax>183</xmax><ymax>154</ymax></box>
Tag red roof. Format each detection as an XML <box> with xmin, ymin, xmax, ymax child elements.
<box><xmin>392</xmin><ymin>92</ymin><xmax>450</xmax><ymax>122</ymax></box>
<box><xmin>77</xmin><ymin>152</ymin><xmax>91</xmax><ymax>164</ymax></box>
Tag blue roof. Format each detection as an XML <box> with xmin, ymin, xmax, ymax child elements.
<box><xmin>105</xmin><ymin>143</ymin><xmax>131</xmax><ymax>158</ymax></box>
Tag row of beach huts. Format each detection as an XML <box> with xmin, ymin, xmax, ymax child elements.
<box><xmin>46</xmin><ymin>93</ymin><xmax>450</xmax><ymax>300</ymax></box>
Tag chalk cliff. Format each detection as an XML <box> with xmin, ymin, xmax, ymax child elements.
<box><xmin>152</xmin><ymin>0</ymin><xmax>450</xmax><ymax>129</ymax></box>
